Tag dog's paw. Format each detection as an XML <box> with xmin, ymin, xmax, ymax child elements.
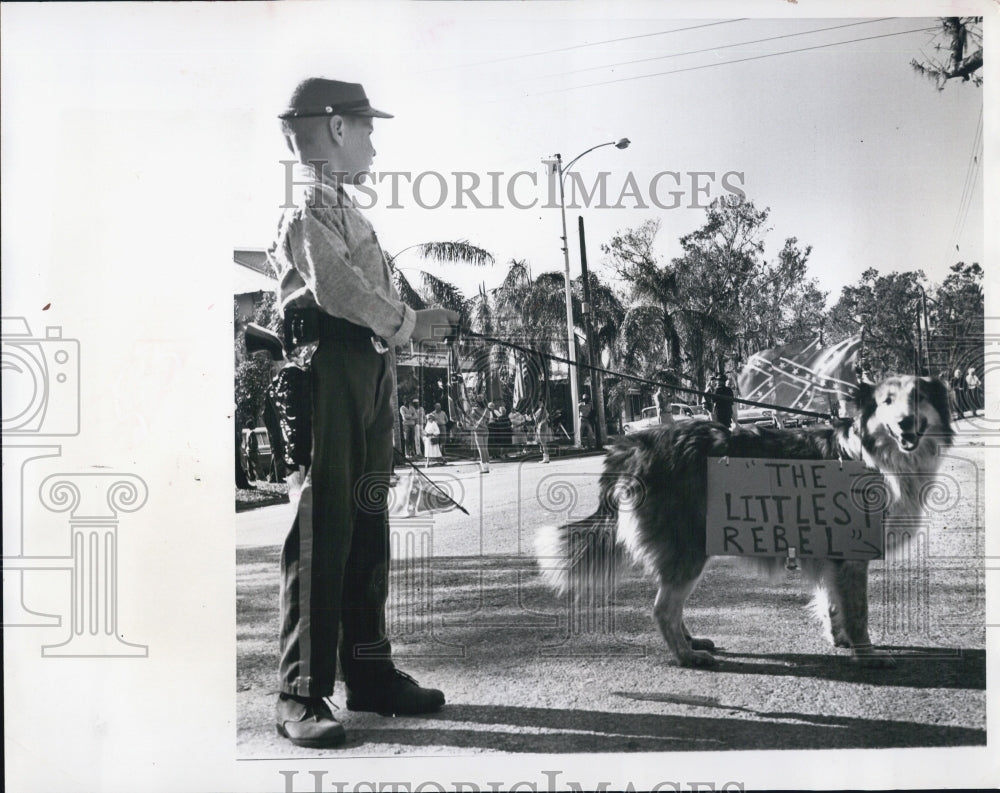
<box><xmin>850</xmin><ymin>650</ymin><xmax>897</xmax><ymax>669</ymax></box>
<box><xmin>676</xmin><ymin>650</ymin><xmax>717</xmax><ymax>668</ymax></box>
<box><xmin>688</xmin><ymin>637</ymin><xmax>716</xmax><ymax>652</ymax></box>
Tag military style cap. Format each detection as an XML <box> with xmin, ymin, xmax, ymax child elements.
<box><xmin>279</xmin><ymin>78</ymin><xmax>393</xmax><ymax>120</ymax></box>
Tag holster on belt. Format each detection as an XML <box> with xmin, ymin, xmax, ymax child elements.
<box><xmin>268</xmin><ymin>364</ymin><xmax>313</xmax><ymax>468</ymax></box>
<box><xmin>269</xmin><ymin>310</ymin><xmax>384</xmax><ymax>468</ymax></box>
<box><xmin>267</xmin><ymin>308</ymin><xmax>324</xmax><ymax>469</ymax></box>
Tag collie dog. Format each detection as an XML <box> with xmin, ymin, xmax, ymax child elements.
<box><xmin>535</xmin><ymin>376</ymin><xmax>952</xmax><ymax>668</ymax></box>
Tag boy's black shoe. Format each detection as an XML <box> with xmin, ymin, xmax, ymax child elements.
<box><xmin>346</xmin><ymin>669</ymin><xmax>445</xmax><ymax>716</ymax></box>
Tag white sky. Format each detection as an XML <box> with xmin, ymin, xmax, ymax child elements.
<box><xmin>234</xmin><ymin>7</ymin><xmax>984</xmax><ymax>304</ymax></box>
<box><xmin>1</xmin><ymin>3</ymin><xmax>986</xmax><ymax>310</ymax></box>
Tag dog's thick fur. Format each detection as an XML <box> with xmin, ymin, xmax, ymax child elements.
<box><xmin>535</xmin><ymin>376</ymin><xmax>953</xmax><ymax>667</ymax></box>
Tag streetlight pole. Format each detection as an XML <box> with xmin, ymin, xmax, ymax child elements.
<box><xmin>578</xmin><ymin>215</ymin><xmax>605</xmax><ymax>449</ymax></box>
<box><xmin>553</xmin><ymin>153</ymin><xmax>581</xmax><ymax>447</ymax></box>
<box><xmin>545</xmin><ymin>138</ymin><xmax>630</xmax><ymax>448</ymax></box>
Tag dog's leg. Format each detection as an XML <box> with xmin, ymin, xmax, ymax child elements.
<box><xmin>682</xmin><ymin>621</ymin><xmax>716</xmax><ymax>652</ymax></box>
<box><xmin>654</xmin><ymin>575</ymin><xmax>715</xmax><ymax>667</ymax></box>
<box><xmin>822</xmin><ymin>561</ymin><xmax>896</xmax><ymax>669</ymax></box>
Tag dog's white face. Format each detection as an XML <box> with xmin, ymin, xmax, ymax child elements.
<box><xmin>865</xmin><ymin>376</ymin><xmax>949</xmax><ymax>453</ymax></box>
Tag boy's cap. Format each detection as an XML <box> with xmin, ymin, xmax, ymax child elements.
<box><xmin>280</xmin><ymin>78</ymin><xmax>393</xmax><ymax>120</ymax></box>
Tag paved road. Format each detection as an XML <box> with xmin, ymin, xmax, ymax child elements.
<box><xmin>237</xmin><ymin>428</ymin><xmax>987</xmax><ymax>758</ymax></box>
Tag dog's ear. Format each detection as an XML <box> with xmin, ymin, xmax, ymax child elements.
<box><xmin>919</xmin><ymin>376</ymin><xmax>952</xmax><ymax>429</ymax></box>
<box><xmin>846</xmin><ymin>381</ymin><xmax>876</xmax><ymax>416</ymax></box>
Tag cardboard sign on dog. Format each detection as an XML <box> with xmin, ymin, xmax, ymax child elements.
<box><xmin>705</xmin><ymin>458</ymin><xmax>886</xmax><ymax>560</ymax></box>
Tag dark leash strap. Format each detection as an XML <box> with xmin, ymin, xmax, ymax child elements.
<box><xmin>392</xmin><ymin>448</ymin><xmax>470</xmax><ymax>516</ymax></box>
<box><xmin>455</xmin><ymin>328</ymin><xmax>837</xmax><ymax>423</ymax></box>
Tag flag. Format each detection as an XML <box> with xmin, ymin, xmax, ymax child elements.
<box><xmin>510</xmin><ymin>348</ymin><xmax>544</xmax><ymax>414</ymax></box>
<box><xmin>737</xmin><ymin>336</ymin><xmax>862</xmax><ymax>418</ymax></box>
<box><xmin>391</xmin><ymin>468</ymin><xmax>463</xmax><ymax>517</ymax></box>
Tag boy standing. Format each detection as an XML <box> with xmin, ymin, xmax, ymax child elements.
<box><xmin>268</xmin><ymin>78</ymin><xmax>458</xmax><ymax>748</ymax></box>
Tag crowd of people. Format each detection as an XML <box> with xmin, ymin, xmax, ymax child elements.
<box><xmin>947</xmin><ymin>365</ymin><xmax>983</xmax><ymax>419</ymax></box>
<box><xmin>399</xmin><ymin>394</ymin><xmax>556</xmax><ymax>472</ymax></box>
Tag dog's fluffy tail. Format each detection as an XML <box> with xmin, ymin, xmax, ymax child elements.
<box><xmin>534</xmin><ymin>506</ymin><xmax>624</xmax><ymax>597</ymax></box>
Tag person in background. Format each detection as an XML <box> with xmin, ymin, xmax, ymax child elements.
<box><xmin>713</xmin><ymin>374</ymin><xmax>735</xmax><ymax>429</ymax></box>
<box><xmin>244</xmin><ymin>422</ymin><xmax>259</xmax><ymax>482</ymax></box>
<box><xmin>422</xmin><ymin>411</ymin><xmax>443</xmax><ymax>466</ymax></box>
<box><xmin>965</xmin><ymin>366</ymin><xmax>981</xmax><ymax>417</ymax></box>
<box><xmin>533</xmin><ymin>402</ymin><xmax>552</xmax><ymax>464</ymax></box>
<box><xmin>468</xmin><ymin>395</ymin><xmax>491</xmax><ymax>473</ymax></box>
<box><xmin>412</xmin><ymin>399</ymin><xmax>426</xmax><ymax>458</ymax></box>
<box><xmin>578</xmin><ymin>393</ymin><xmax>595</xmax><ymax>447</ymax></box>
<box><xmin>431</xmin><ymin>401</ymin><xmax>449</xmax><ymax>455</ymax></box>
<box><xmin>655</xmin><ymin>385</ymin><xmax>673</xmax><ymax>426</ymax></box>
<box><xmin>509</xmin><ymin>407</ymin><xmax>528</xmax><ymax>455</ymax></box>
<box><xmin>494</xmin><ymin>404</ymin><xmax>512</xmax><ymax>458</ymax></box>
<box><xmin>485</xmin><ymin>401</ymin><xmax>501</xmax><ymax>460</ymax></box>
<box><xmin>400</xmin><ymin>399</ymin><xmax>419</xmax><ymax>458</ymax></box>
<box><xmin>951</xmin><ymin>366</ymin><xmax>966</xmax><ymax>420</ymax></box>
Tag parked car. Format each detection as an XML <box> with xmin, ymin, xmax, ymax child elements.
<box><xmin>622</xmin><ymin>403</ymin><xmax>710</xmax><ymax>434</ymax></box>
<box><xmin>777</xmin><ymin>410</ymin><xmax>821</xmax><ymax>428</ymax></box>
<box><xmin>241</xmin><ymin>426</ymin><xmax>274</xmax><ymax>482</ymax></box>
<box><xmin>735</xmin><ymin>406</ymin><xmax>781</xmax><ymax>429</ymax></box>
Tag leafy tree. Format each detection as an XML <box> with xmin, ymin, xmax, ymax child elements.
<box><xmin>603</xmin><ymin>200</ymin><xmax>826</xmax><ymax>397</ymax></box>
<box><xmin>826</xmin><ymin>268</ymin><xmax>926</xmax><ymax>378</ymax></box>
<box><xmin>928</xmin><ymin>261</ymin><xmax>984</xmax><ymax>377</ymax></box>
<box><xmin>911</xmin><ymin>17</ymin><xmax>983</xmax><ymax>90</ymax></box>
<box><xmin>602</xmin><ymin>219</ymin><xmax>683</xmax><ymax>376</ymax></box>
<box><xmin>234</xmin><ymin>291</ymin><xmax>282</xmax><ymax>434</ymax></box>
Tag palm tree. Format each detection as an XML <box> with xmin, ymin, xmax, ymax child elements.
<box><xmin>386</xmin><ymin>240</ymin><xmax>494</xmax><ymax>321</ymax></box>
<box><xmin>384</xmin><ymin>240</ymin><xmax>493</xmax><ymax>454</ymax></box>
<box><xmin>485</xmin><ymin>261</ymin><xmax>624</xmax><ymax>435</ymax></box>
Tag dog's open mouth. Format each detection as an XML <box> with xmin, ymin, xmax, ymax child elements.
<box><xmin>897</xmin><ymin>418</ymin><xmax>928</xmax><ymax>452</ymax></box>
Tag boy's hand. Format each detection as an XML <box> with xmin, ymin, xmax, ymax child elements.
<box><xmin>411</xmin><ymin>308</ymin><xmax>461</xmax><ymax>345</ymax></box>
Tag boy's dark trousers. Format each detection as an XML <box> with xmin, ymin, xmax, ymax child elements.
<box><xmin>278</xmin><ymin>326</ymin><xmax>396</xmax><ymax>697</ymax></box>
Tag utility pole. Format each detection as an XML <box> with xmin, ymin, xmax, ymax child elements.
<box><xmin>578</xmin><ymin>215</ymin><xmax>605</xmax><ymax>449</ymax></box>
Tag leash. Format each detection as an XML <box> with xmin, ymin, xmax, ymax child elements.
<box><xmin>455</xmin><ymin>329</ymin><xmax>837</xmax><ymax>423</ymax></box>
<box><xmin>392</xmin><ymin>448</ymin><xmax>470</xmax><ymax>516</ymax></box>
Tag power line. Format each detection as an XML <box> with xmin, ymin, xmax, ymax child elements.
<box><xmin>420</xmin><ymin>19</ymin><xmax>748</xmax><ymax>72</ymax></box>
<box><xmin>947</xmin><ymin>106</ymin><xmax>983</xmax><ymax>263</ymax></box>
<box><xmin>950</xmin><ymin>108</ymin><xmax>982</xmax><ymax>243</ymax></box>
<box><xmin>538</xmin><ymin>18</ymin><xmax>896</xmax><ymax>81</ymax></box>
<box><xmin>534</xmin><ymin>25</ymin><xmax>939</xmax><ymax>96</ymax></box>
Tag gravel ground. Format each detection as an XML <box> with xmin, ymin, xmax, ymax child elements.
<box><xmin>236</xmin><ymin>429</ymin><xmax>987</xmax><ymax>759</ymax></box>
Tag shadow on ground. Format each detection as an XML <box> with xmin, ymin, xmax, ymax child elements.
<box><xmin>339</xmin><ymin>701</ymin><xmax>984</xmax><ymax>753</ymax></box>
<box><xmin>237</xmin><ymin>546</ymin><xmax>986</xmax><ymax>753</ymax></box>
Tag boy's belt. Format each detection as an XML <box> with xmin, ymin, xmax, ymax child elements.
<box><xmin>284</xmin><ymin>309</ymin><xmax>389</xmax><ymax>353</ymax></box>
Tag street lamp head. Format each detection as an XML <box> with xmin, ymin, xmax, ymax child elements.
<box><xmin>615</xmin><ymin>137</ymin><xmax>631</xmax><ymax>150</ymax></box>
